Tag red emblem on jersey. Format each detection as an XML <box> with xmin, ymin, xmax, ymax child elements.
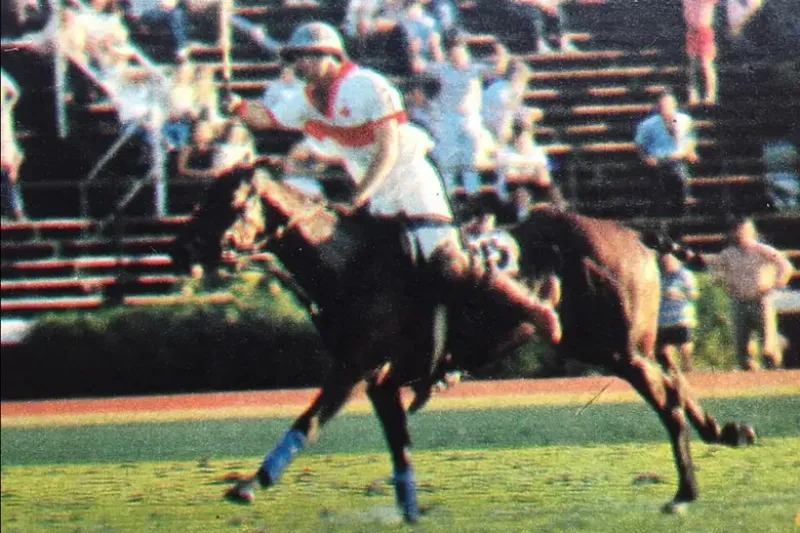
<box><xmin>339</xmin><ymin>106</ymin><xmax>351</xmax><ymax>117</ymax></box>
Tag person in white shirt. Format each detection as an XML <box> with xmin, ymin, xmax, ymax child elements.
<box><xmin>228</xmin><ymin>20</ymin><xmax>562</xmax><ymax>351</ymax></box>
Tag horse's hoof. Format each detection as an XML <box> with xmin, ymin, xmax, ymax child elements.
<box><xmin>661</xmin><ymin>500</ymin><xmax>689</xmax><ymax>515</ymax></box>
<box><xmin>224</xmin><ymin>480</ymin><xmax>256</xmax><ymax>505</ymax></box>
<box><xmin>721</xmin><ymin>422</ymin><xmax>757</xmax><ymax>447</ymax></box>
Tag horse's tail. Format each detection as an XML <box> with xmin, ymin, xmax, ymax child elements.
<box><xmin>640</xmin><ymin>231</ymin><xmax>708</xmax><ymax>271</ymax></box>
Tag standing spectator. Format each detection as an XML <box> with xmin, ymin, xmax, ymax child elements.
<box><xmin>711</xmin><ymin>219</ymin><xmax>793</xmax><ymax>370</ymax></box>
<box><xmin>424</xmin><ymin>0</ymin><xmax>461</xmax><ymax>41</ymax></box>
<box><xmin>656</xmin><ymin>252</ymin><xmax>699</xmax><ymax>372</ymax></box>
<box><xmin>634</xmin><ymin>90</ymin><xmax>697</xmax><ymax>217</ymax></box>
<box><xmin>1</xmin><ymin>69</ymin><xmax>26</xmax><ymax>220</ymax></box>
<box><xmin>425</xmin><ymin>39</ymin><xmax>490</xmax><ymax>197</ymax></box>
<box><xmin>177</xmin><ymin>120</ymin><xmax>217</xmax><ymax>179</ymax></box>
<box><xmin>683</xmin><ymin>0</ymin><xmax>719</xmax><ymax>105</ymax></box>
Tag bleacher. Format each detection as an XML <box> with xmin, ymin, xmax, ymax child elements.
<box><xmin>1</xmin><ymin>0</ymin><xmax>798</xmax><ymax>318</ymax></box>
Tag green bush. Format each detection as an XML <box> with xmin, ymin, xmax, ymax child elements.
<box><xmin>2</xmin><ymin>267</ymin><xmax>740</xmax><ymax>400</ymax></box>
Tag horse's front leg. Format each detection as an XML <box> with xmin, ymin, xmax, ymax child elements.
<box><xmin>225</xmin><ymin>369</ymin><xmax>362</xmax><ymax>504</ymax></box>
<box><xmin>365</xmin><ymin>376</ymin><xmax>419</xmax><ymax>523</ymax></box>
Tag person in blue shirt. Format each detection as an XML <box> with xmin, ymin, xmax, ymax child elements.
<box><xmin>656</xmin><ymin>252</ymin><xmax>699</xmax><ymax>372</ymax></box>
<box><xmin>634</xmin><ymin>90</ymin><xmax>698</xmax><ymax>217</ymax></box>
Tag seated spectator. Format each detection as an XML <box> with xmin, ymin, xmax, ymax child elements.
<box><xmin>213</xmin><ymin>120</ymin><xmax>256</xmax><ymax>171</ymax></box>
<box><xmin>178</xmin><ymin>120</ymin><xmax>255</xmax><ymax>179</ymax></box>
<box><xmin>634</xmin><ymin>90</ymin><xmax>697</xmax><ymax>217</ymax></box>
<box><xmin>683</xmin><ymin>0</ymin><xmax>719</xmax><ymax>106</ymax></box>
<box><xmin>404</xmin><ymin>78</ymin><xmax>439</xmax><ymax>134</ymax></box>
<box><xmin>1</xmin><ymin>69</ymin><xmax>26</xmax><ymax>221</ymax></box>
<box><xmin>163</xmin><ymin>61</ymin><xmax>197</xmax><ymax>151</ymax></box>
<box><xmin>482</xmin><ymin>58</ymin><xmax>539</xmax><ymax>146</ymax></box>
<box><xmin>80</xmin><ymin>0</ymin><xmax>133</xmax><ymax>69</ymax></box>
<box><xmin>400</xmin><ymin>1</ymin><xmax>445</xmax><ymax>73</ymax></box>
<box><xmin>710</xmin><ymin>218</ymin><xmax>793</xmax><ymax>370</ymax></box>
<box><xmin>425</xmin><ymin>39</ymin><xmax>493</xmax><ymax>197</ymax></box>
<box><xmin>763</xmin><ymin>139</ymin><xmax>799</xmax><ymax>212</ymax></box>
<box><xmin>344</xmin><ymin>0</ymin><xmax>417</xmax><ymax>74</ymax></box>
<box><xmin>177</xmin><ymin>120</ymin><xmax>217</xmax><ymax>179</ymax></box>
<box><xmin>656</xmin><ymin>252</ymin><xmax>699</xmax><ymax>372</ymax></box>
<box><xmin>500</xmin><ymin>0</ymin><xmax>577</xmax><ymax>54</ymax></box>
<box><xmin>496</xmin><ymin>119</ymin><xmax>563</xmax><ymax>207</ymax></box>
<box><xmin>59</xmin><ymin>6</ymin><xmax>90</xmax><ymax>66</ymax></box>
<box><xmin>423</xmin><ymin>0</ymin><xmax>461</xmax><ymax>42</ymax></box>
<box><xmin>136</xmin><ymin>0</ymin><xmax>188</xmax><ymax>63</ymax></box>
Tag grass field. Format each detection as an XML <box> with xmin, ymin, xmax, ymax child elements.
<box><xmin>2</xmin><ymin>389</ymin><xmax>799</xmax><ymax>532</ymax></box>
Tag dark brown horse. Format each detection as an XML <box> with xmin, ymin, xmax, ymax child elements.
<box><xmin>221</xmin><ymin>177</ymin><xmax>755</xmax><ymax>520</ymax></box>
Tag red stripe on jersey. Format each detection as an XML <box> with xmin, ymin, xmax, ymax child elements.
<box><xmin>304</xmin><ymin>111</ymin><xmax>408</xmax><ymax>148</ymax></box>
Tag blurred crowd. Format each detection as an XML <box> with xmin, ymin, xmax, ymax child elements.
<box><xmin>0</xmin><ymin>0</ymin><xmax>797</xmax><ymax>222</ymax></box>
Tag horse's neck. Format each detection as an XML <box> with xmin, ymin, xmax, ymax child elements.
<box><xmin>260</xmin><ymin>186</ymin><xmax>363</xmax><ymax>304</ymax></box>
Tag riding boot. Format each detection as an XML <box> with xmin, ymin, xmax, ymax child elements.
<box><xmin>430</xmin><ymin>241</ymin><xmax>562</xmax><ymax>345</ymax></box>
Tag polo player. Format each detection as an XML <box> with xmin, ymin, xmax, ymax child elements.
<box><xmin>227</xmin><ymin>22</ymin><xmax>562</xmax><ymax>347</ymax></box>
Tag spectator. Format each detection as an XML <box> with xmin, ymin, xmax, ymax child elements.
<box><xmin>194</xmin><ymin>64</ymin><xmax>221</xmax><ymax>123</ymax></box>
<box><xmin>163</xmin><ymin>61</ymin><xmax>197</xmax><ymax>151</ymax></box>
<box><xmin>111</xmin><ymin>68</ymin><xmax>168</xmax><ymax>213</ymax></box>
<box><xmin>683</xmin><ymin>0</ymin><xmax>719</xmax><ymax>106</ymax></box>
<box><xmin>137</xmin><ymin>0</ymin><xmax>189</xmax><ymax>62</ymax></box>
<box><xmin>423</xmin><ymin>0</ymin><xmax>461</xmax><ymax>41</ymax></box>
<box><xmin>634</xmin><ymin>90</ymin><xmax>697</xmax><ymax>217</ymax></box>
<box><xmin>425</xmin><ymin>39</ymin><xmax>491</xmax><ymax>197</ymax></box>
<box><xmin>343</xmin><ymin>0</ymin><xmax>402</xmax><ymax>54</ymax></box>
<box><xmin>80</xmin><ymin>0</ymin><xmax>132</xmax><ymax>69</ymax></box>
<box><xmin>711</xmin><ymin>218</ymin><xmax>793</xmax><ymax>370</ymax></box>
<box><xmin>496</xmin><ymin>119</ymin><xmax>563</xmax><ymax>207</ymax></box>
<box><xmin>508</xmin><ymin>185</ymin><xmax>533</xmax><ymax>222</ymax></box>
<box><xmin>500</xmin><ymin>0</ymin><xmax>577</xmax><ymax>54</ymax></box>
<box><xmin>656</xmin><ymin>252</ymin><xmax>699</xmax><ymax>372</ymax></box>
<box><xmin>212</xmin><ymin>120</ymin><xmax>256</xmax><ymax>171</ymax></box>
<box><xmin>59</xmin><ymin>6</ymin><xmax>90</xmax><ymax>66</ymax></box>
<box><xmin>177</xmin><ymin>120</ymin><xmax>218</xmax><ymax>178</ymax></box>
<box><xmin>482</xmin><ymin>58</ymin><xmax>540</xmax><ymax>146</ymax></box>
<box><xmin>178</xmin><ymin>120</ymin><xmax>254</xmax><ymax>179</ymax></box>
<box><xmin>400</xmin><ymin>0</ymin><xmax>445</xmax><ymax>73</ymax></box>
<box><xmin>1</xmin><ymin>69</ymin><xmax>26</xmax><ymax>221</ymax></box>
<box><xmin>404</xmin><ymin>79</ymin><xmax>438</xmax><ymax>133</ymax></box>
<box><xmin>763</xmin><ymin>138</ymin><xmax>799</xmax><ymax>212</ymax></box>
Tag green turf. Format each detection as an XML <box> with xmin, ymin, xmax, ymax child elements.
<box><xmin>2</xmin><ymin>440</ymin><xmax>799</xmax><ymax>533</ymax></box>
<box><xmin>2</xmin><ymin>396</ymin><xmax>798</xmax><ymax>466</ymax></box>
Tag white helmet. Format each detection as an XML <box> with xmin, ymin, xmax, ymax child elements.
<box><xmin>280</xmin><ymin>22</ymin><xmax>347</xmax><ymax>62</ymax></box>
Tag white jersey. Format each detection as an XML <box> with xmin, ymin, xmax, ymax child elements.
<box><xmin>261</xmin><ymin>62</ymin><xmax>450</xmax><ymax>221</ymax></box>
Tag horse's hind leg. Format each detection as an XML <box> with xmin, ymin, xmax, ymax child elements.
<box><xmin>225</xmin><ymin>366</ymin><xmax>362</xmax><ymax>504</ymax></box>
<box><xmin>613</xmin><ymin>353</ymin><xmax>698</xmax><ymax>512</ymax></box>
<box><xmin>654</xmin><ymin>351</ymin><xmax>756</xmax><ymax>447</ymax></box>
<box><xmin>366</xmin><ymin>376</ymin><xmax>419</xmax><ymax>523</ymax></box>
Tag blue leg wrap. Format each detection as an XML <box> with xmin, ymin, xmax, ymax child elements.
<box><xmin>257</xmin><ymin>429</ymin><xmax>306</xmax><ymax>487</ymax></box>
<box><xmin>393</xmin><ymin>468</ymin><xmax>419</xmax><ymax>522</ymax></box>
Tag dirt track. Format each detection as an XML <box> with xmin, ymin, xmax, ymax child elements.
<box><xmin>3</xmin><ymin>371</ymin><xmax>798</xmax><ymax>421</ymax></box>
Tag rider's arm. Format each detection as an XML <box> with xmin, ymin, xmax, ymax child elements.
<box><xmin>352</xmin><ymin>117</ymin><xmax>399</xmax><ymax>208</ymax></box>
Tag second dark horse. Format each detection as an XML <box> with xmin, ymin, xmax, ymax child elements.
<box><xmin>218</xmin><ymin>178</ymin><xmax>755</xmax><ymax>521</ymax></box>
